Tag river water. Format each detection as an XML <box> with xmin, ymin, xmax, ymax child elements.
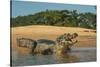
<box><xmin>11</xmin><ymin>47</ymin><xmax>96</xmax><ymax>66</ymax></box>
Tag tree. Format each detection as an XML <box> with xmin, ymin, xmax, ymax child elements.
<box><xmin>11</xmin><ymin>9</ymin><xmax>96</xmax><ymax>29</ymax></box>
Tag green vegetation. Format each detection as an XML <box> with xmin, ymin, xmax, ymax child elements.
<box><xmin>11</xmin><ymin>9</ymin><xmax>96</xmax><ymax>29</ymax></box>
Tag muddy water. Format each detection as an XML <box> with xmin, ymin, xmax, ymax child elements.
<box><xmin>11</xmin><ymin>47</ymin><xmax>96</xmax><ymax>66</ymax></box>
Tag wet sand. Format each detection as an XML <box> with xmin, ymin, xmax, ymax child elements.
<box><xmin>11</xmin><ymin>25</ymin><xmax>96</xmax><ymax>48</ymax></box>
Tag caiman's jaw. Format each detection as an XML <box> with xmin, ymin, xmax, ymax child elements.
<box><xmin>67</xmin><ymin>36</ymin><xmax>78</xmax><ymax>45</ymax></box>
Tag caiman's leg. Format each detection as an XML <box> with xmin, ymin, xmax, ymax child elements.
<box><xmin>31</xmin><ymin>41</ymin><xmax>37</xmax><ymax>55</ymax></box>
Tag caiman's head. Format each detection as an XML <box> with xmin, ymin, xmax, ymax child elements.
<box><xmin>54</xmin><ymin>33</ymin><xmax>78</xmax><ymax>55</ymax></box>
<box><xmin>56</xmin><ymin>33</ymin><xmax>78</xmax><ymax>44</ymax></box>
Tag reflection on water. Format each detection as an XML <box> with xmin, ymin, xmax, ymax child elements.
<box><xmin>11</xmin><ymin>47</ymin><xmax>96</xmax><ymax>66</ymax></box>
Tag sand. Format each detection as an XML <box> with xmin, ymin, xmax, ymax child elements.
<box><xmin>11</xmin><ymin>25</ymin><xmax>96</xmax><ymax>54</ymax></box>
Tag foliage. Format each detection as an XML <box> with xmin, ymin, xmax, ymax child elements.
<box><xmin>11</xmin><ymin>9</ymin><xmax>96</xmax><ymax>29</ymax></box>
